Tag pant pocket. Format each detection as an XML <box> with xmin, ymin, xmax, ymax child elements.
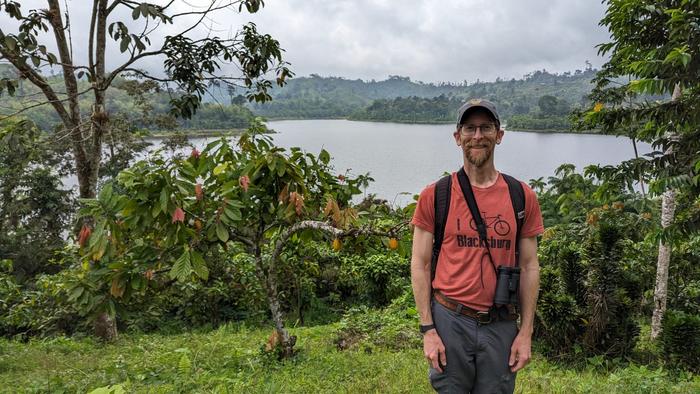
<box><xmin>429</xmin><ymin>366</ymin><xmax>452</xmax><ymax>393</ymax></box>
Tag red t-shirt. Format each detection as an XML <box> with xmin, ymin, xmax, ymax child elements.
<box><xmin>411</xmin><ymin>171</ymin><xmax>544</xmax><ymax>311</ymax></box>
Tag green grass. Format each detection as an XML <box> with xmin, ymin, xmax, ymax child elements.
<box><xmin>1</xmin><ymin>323</ymin><xmax>698</xmax><ymax>393</ymax></box>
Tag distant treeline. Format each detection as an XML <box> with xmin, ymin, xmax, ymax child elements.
<box><xmin>246</xmin><ymin>69</ymin><xmax>599</xmax><ymax>130</ymax></box>
<box><xmin>2</xmin><ymin>67</ymin><xmax>597</xmax><ymax>132</ymax></box>
<box><xmin>346</xmin><ymin>95</ymin><xmax>573</xmax><ymax>131</ymax></box>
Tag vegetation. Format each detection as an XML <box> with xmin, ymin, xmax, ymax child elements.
<box><xmin>0</xmin><ymin>120</ymin><xmax>74</xmax><ymax>281</ymax></box>
<box><xmin>0</xmin><ymin>0</ymin><xmax>291</xmax><ymax>340</ymax></box>
<box><xmin>1</xmin><ymin>322</ymin><xmax>699</xmax><ymax>393</ymax></box>
<box><xmin>0</xmin><ymin>69</ymin><xmax>256</xmax><ymax>133</ymax></box>
<box><xmin>575</xmin><ymin>0</ymin><xmax>700</xmax><ymax>340</ymax></box>
<box><xmin>251</xmin><ymin>69</ymin><xmax>597</xmax><ymax>131</ymax></box>
<box><xmin>0</xmin><ymin>0</ymin><xmax>699</xmax><ymax>391</ymax></box>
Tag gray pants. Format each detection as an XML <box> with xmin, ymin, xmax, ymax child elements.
<box><xmin>429</xmin><ymin>300</ymin><xmax>518</xmax><ymax>394</ymax></box>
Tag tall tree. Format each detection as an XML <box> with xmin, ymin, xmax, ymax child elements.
<box><xmin>577</xmin><ymin>0</ymin><xmax>700</xmax><ymax>339</ymax></box>
<box><xmin>0</xmin><ymin>0</ymin><xmax>291</xmax><ymax>340</ymax></box>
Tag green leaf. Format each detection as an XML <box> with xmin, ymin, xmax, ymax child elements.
<box><xmin>120</xmin><ymin>37</ymin><xmax>130</xmax><ymax>53</ymax></box>
<box><xmin>4</xmin><ymin>36</ymin><xmax>16</xmax><ymax>51</ymax></box>
<box><xmin>68</xmin><ymin>286</ymin><xmax>84</xmax><ymax>302</ymax></box>
<box><xmin>169</xmin><ymin>248</ymin><xmax>192</xmax><ymax>282</ymax></box>
<box><xmin>190</xmin><ymin>250</ymin><xmax>209</xmax><ymax>280</ymax></box>
<box><xmin>88</xmin><ymin>384</ymin><xmax>126</xmax><ymax>394</ymax></box>
<box><xmin>319</xmin><ymin>149</ymin><xmax>330</xmax><ymax>164</ymax></box>
<box><xmin>98</xmin><ymin>184</ymin><xmax>113</xmax><ymax>203</ymax></box>
<box><xmin>213</xmin><ymin>163</ymin><xmax>228</xmax><ymax>175</ymax></box>
<box><xmin>224</xmin><ymin>207</ymin><xmax>241</xmax><ymax>221</ymax></box>
<box><xmin>159</xmin><ymin>187</ymin><xmax>169</xmax><ymax>214</ymax></box>
<box><xmin>131</xmin><ymin>6</ymin><xmax>140</xmax><ymax>20</ymax></box>
<box><xmin>178</xmin><ymin>353</ymin><xmax>192</xmax><ymax>375</ymax></box>
<box><xmin>151</xmin><ymin>202</ymin><xmax>161</xmax><ymax>218</ymax></box>
<box><xmin>216</xmin><ymin>222</ymin><xmax>229</xmax><ymax>243</ymax></box>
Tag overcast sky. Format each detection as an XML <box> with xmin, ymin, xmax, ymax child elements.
<box><xmin>3</xmin><ymin>0</ymin><xmax>611</xmax><ymax>83</ymax></box>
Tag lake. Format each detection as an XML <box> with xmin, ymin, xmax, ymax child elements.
<box><xmin>64</xmin><ymin>120</ymin><xmax>651</xmax><ymax>205</ymax></box>
<box><xmin>71</xmin><ymin>119</ymin><xmax>649</xmax><ymax>207</ymax></box>
<box><xmin>262</xmin><ymin>120</ymin><xmax>650</xmax><ymax>206</ymax></box>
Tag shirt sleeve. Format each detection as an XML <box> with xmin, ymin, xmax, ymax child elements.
<box><xmin>520</xmin><ymin>182</ymin><xmax>544</xmax><ymax>238</ymax></box>
<box><xmin>411</xmin><ymin>184</ymin><xmax>436</xmax><ymax>234</ymax></box>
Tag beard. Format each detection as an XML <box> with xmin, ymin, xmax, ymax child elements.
<box><xmin>465</xmin><ymin>145</ymin><xmax>493</xmax><ymax>167</ymax></box>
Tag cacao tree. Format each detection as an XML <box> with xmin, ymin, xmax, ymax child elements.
<box><xmin>74</xmin><ymin>120</ymin><xmax>402</xmax><ymax>357</ymax></box>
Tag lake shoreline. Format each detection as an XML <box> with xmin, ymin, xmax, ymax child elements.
<box><xmin>263</xmin><ymin>118</ymin><xmax>601</xmax><ymax>135</ymax></box>
<box><xmin>143</xmin><ymin>121</ymin><xmax>601</xmax><ymax>139</ymax></box>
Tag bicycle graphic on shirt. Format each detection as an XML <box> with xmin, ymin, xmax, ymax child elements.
<box><xmin>469</xmin><ymin>212</ymin><xmax>511</xmax><ymax>236</ymax></box>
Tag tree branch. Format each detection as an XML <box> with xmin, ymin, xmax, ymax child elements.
<box><xmin>0</xmin><ymin>46</ymin><xmax>72</xmax><ymax>127</ymax></box>
<box><xmin>0</xmin><ymin>86</ymin><xmax>95</xmax><ymax>121</ymax></box>
<box><xmin>270</xmin><ymin>220</ymin><xmax>407</xmax><ymax>263</ymax></box>
<box><xmin>47</xmin><ymin>0</ymin><xmax>80</xmax><ymax>123</ymax></box>
<box><xmin>170</xmin><ymin>1</ymin><xmax>243</xmax><ymax>19</ymax></box>
<box><xmin>89</xmin><ymin>0</ymin><xmax>98</xmax><ymax>75</ymax></box>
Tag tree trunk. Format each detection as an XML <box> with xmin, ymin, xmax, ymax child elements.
<box><xmin>650</xmin><ymin>84</ymin><xmax>682</xmax><ymax>340</ymax></box>
<box><xmin>651</xmin><ymin>189</ymin><xmax>677</xmax><ymax>339</ymax></box>
<box><xmin>93</xmin><ymin>311</ymin><xmax>118</xmax><ymax>342</ymax></box>
<box><xmin>254</xmin><ymin>253</ymin><xmax>295</xmax><ymax>358</ymax></box>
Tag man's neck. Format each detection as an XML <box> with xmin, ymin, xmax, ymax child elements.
<box><xmin>462</xmin><ymin>161</ymin><xmax>499</xmax><ymax>188</ymax></box>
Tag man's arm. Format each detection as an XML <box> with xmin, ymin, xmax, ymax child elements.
<box><xmin>411</xmin><ymin>226</ymin><xmax>446</xmax><ymax>372</ymax></box>
<box><xmin>509</xmin><ymin>236</ymin><xmax>540</xmax><ymax>372</ymax></box>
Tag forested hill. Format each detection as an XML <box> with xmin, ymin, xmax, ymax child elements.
<box><xmin>3</xmin><ymin>68</ymin><xmax>598</xmax><ymax>132</ymax></box>
<box><xmin>240</xmin><ymin>74</ymin><xmax>458</xmax><ymax>120</ymax></box>
<box><xmin>0</xmin><ymin>68</ymin><xmax>255</xmax><ymax>133</ymax></box>
<box><xmin>247</xmin><ymin>69</ymin><xmax>598</xmax><ymax>130</ymax></box>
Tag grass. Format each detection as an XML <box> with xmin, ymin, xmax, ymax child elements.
<box><xmin>1</xmin><ymin>322</ymin><xmax>698</xmax><ymax>393</ymax></box>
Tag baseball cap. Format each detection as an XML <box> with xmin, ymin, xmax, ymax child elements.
<box><xmin>456</xmin><ymin>98</ymin><xmax>501</xmax><ymax>126</ymax></box>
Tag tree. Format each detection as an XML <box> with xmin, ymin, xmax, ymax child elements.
<box><xmin>0</xmin><ymin>0</ymin><xmax>290</xmax><ymax>340</ymax></box>
<box><xmin>576</xmin><ymin>0</ymin><xmax>700</xmax><ymax>339</ymax></box>
<box><xmin>538</xmin><ymin>95</ymin><xmax>559</xmax><ymax>116</ymax></box>
<box><xmin>76</xmin><ymin>120</ymin><xmax>399</xmax><ymax>357</ymax></box>
<box><xmin>0</xmin><ymin>119</ymin><xmax>74</xmax><ymax>281</ymax></box>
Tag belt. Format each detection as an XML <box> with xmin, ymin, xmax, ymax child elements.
<box><xmin>433</xmin><ymin>291</ymin><xmax>518</xmax><ymax>324</ymax></box>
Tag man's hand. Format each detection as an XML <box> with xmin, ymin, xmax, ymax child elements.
<box><xmin>508</xmin><ymin>332</ymin><xmax>532</xmax><ymax>372</ymax></box>
<box><xmin>424</xmin><ymin>330</ymin><xmax>447</xmax><ymax>373</ymax></box>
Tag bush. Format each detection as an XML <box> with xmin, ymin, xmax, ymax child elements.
<box><xmin>0</xmin><ymin>262</ymin><xmax>84</xmax><ymax>338</ymax></box>
<box><xmin>660</xmin><ymin>310</ymin><xmax>700</xmax><ymax>372</ymax></box>
<box><xmin>119</xmin><ymin>250</ymin><xmax>267</xmax><ymax>332</ymax></box>
<box><xmin>535</xmin><ymin>206</ymin><xmax>647</xmax><ymax>359</ymax></box>
<box><xmin>338</xmin><ymin>253</ymin><xmax>410</xmax><ymax>306</ymax></box>
<box><xmin>334</xmin><ymin>289</ymin><xmax>420</xmax><ymax>351</ymax></box>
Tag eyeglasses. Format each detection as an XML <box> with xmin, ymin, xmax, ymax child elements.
<box><xmin>459</xmin><ymin>123</ymin><xmax>497</xmax><ymax>136</ymax></box>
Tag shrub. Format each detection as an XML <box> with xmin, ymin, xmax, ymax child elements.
<box><xmin>660</xmin><ymin>310</ymin><xmax>700</xmax><ymax>372</ymax></box>
<box><xmin>338</xmin><ymin>253</ymin><xmax>410</xmax><ymax>306</ymax></box>
<box><xmin>0</xmin><ymin>262</ymin><xmax>84</xmax><ymax>338</ymax></box>
<box><xmin>334</xmin><ymin>289</ymin><xmax>420</xmax><ymax>351</ymax></box>
<box><xmin>535</xmin><ymin>206</ymin><xmax>646</xmax><ymax>359</ymax></box>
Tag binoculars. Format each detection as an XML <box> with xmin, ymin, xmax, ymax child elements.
<box><xmin>494</xmin><ymin>265</ymin><xmax>520</xmax><ymax>306</ymax></box>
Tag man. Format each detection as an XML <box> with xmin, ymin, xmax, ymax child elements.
<box><xmin>411</xmin><ymin>99</ymin><xmax>544</xmax><ymax>393</ymax></box>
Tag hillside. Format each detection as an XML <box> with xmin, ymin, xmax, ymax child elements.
<box><xmin>2</xmin><ymin>67</ymin><xmax>597</xmax><ymax>131</ymax></box>
<box><xmin>248</xmin><ymin>69</ymin><xmax>598</xmax><ymax>129</ymax></box>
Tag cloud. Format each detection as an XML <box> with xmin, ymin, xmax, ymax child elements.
<box><xmin>241</xmin><ymin>0</ymin><xmax>610</xmax><ymax>82</ymax></box>
<box><xmin>1</xmin><ymin>0</ymin><xmax>610</xmax><ymax>83</ymax></box>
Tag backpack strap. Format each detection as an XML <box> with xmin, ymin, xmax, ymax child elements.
<box><xmin>501</xmin><ymin>173</ymin><xmax>526</xmax><ymax>266</ymax></box>
<box><xmin>431</xmin><ymin>174</ymin><xmax>452</xmax><ymax>283</ymax></box>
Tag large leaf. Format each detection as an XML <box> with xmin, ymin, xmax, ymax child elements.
<box><xmin>169</xmin><ymin>248</ymin><xmax>192</xmax><ymax>282</ymax></box>
<box><xmin>216</xmin><ymin>222</ymin><xmax>229</xmax><ymax>242</ymax></box>
<box><xmin>190</xmin><ymin>250</ymin><xmax>209</xmax><ymax>280</ymax></box>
